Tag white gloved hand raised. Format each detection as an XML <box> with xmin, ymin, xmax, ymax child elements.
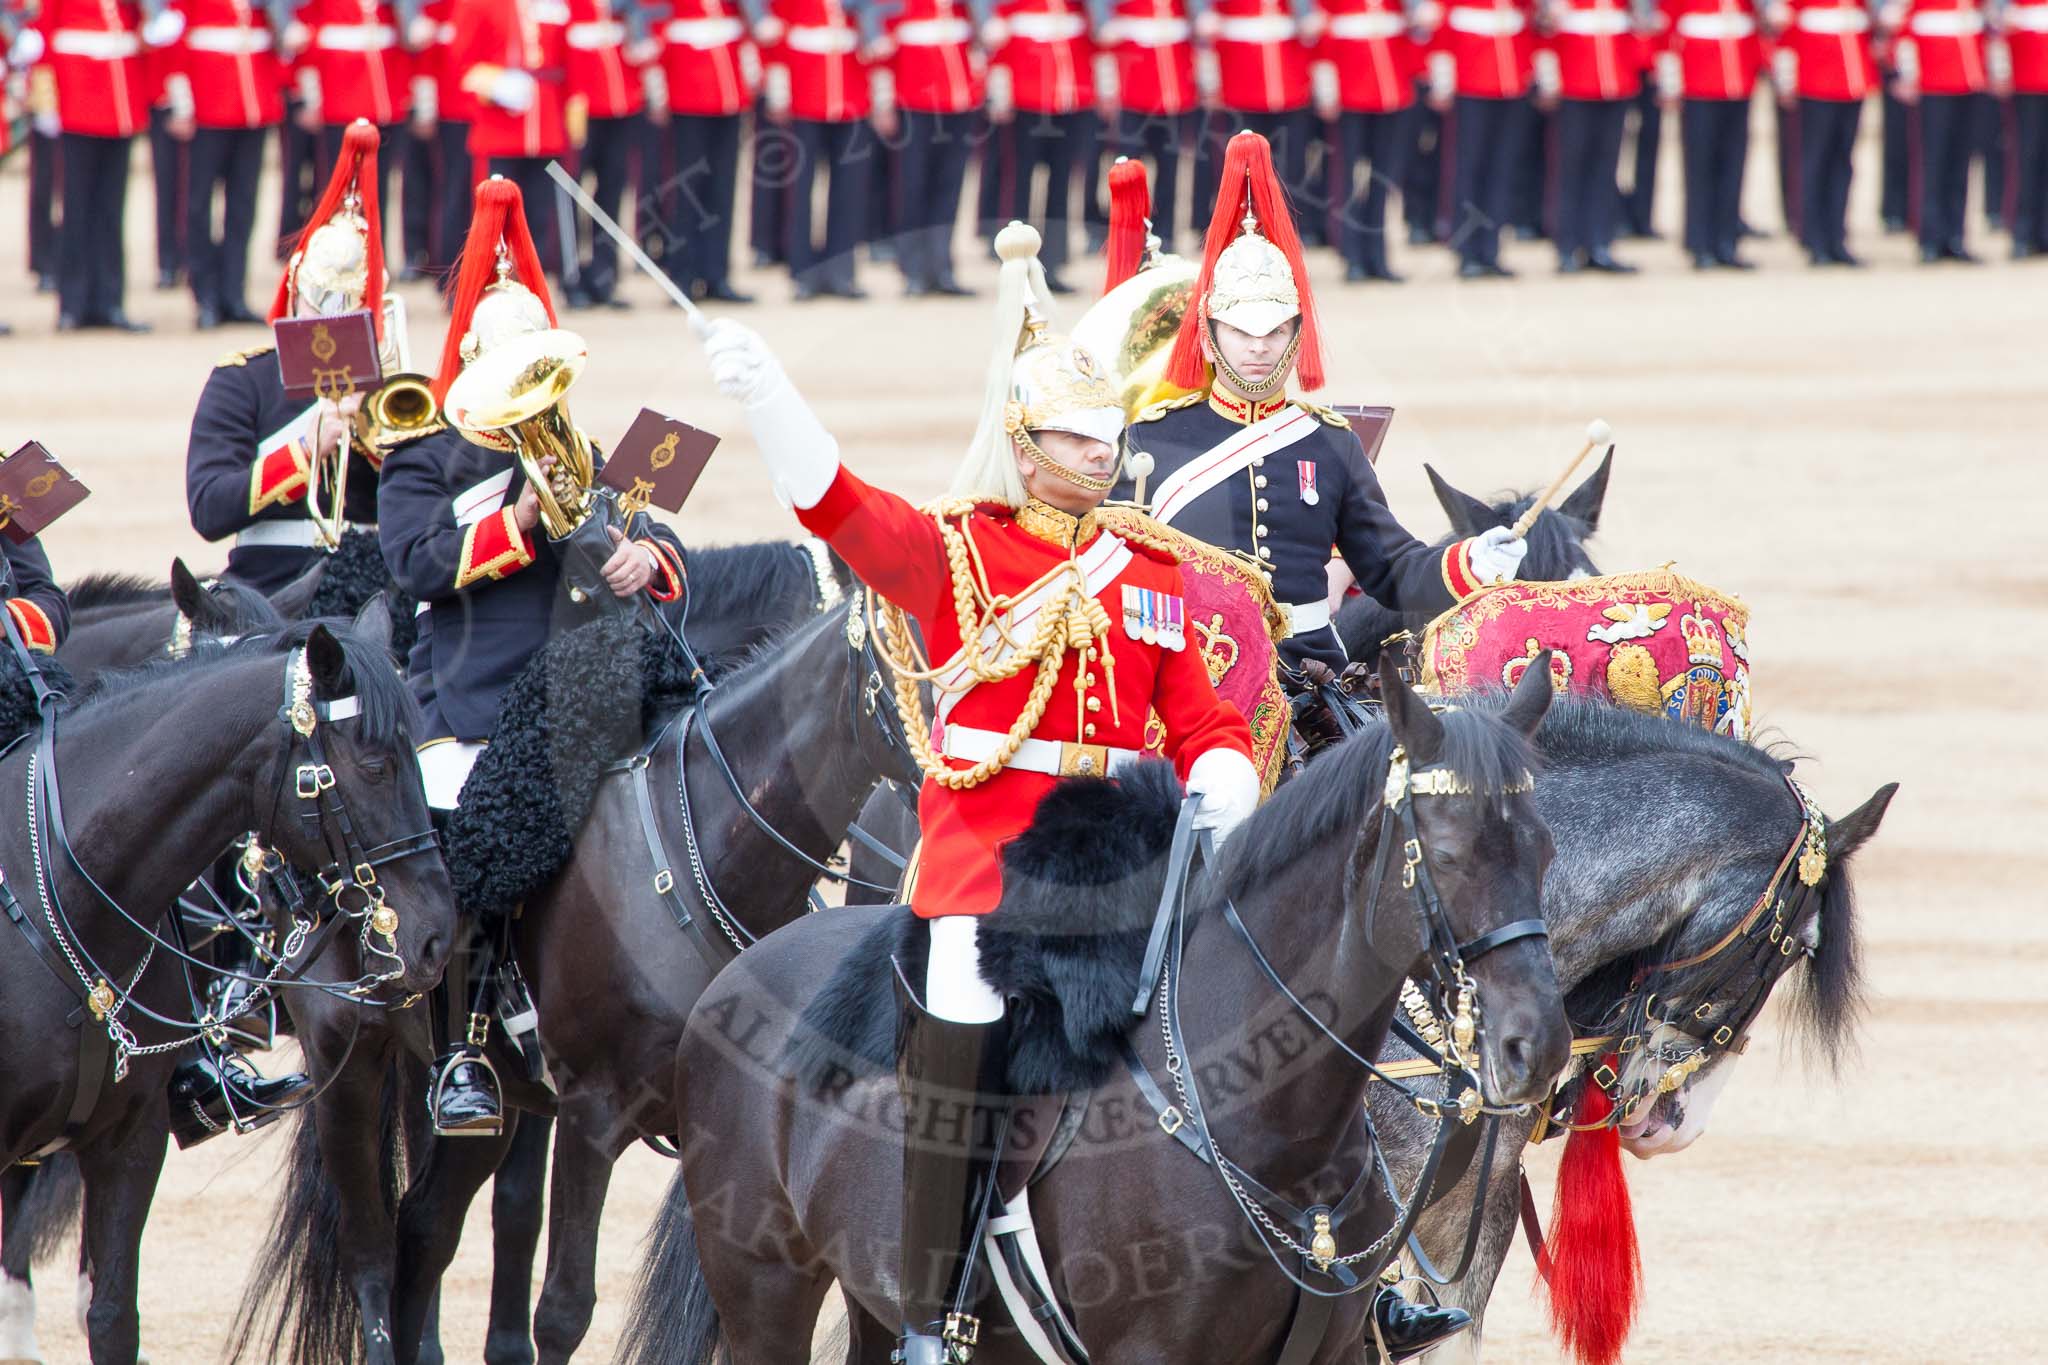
<box><xmin>1186</xmin><ymin>747</ymin><xmax>1261</xmax><ymax>848</ymax></box>
<box><xmin>490</xmin><ymin>68</ymin><xmax>539</xmax><ymax>112</ymax></box>
<box><xmin>1467</xmin><ymin>524</ymin><xmax>1528</xmax><ymax>584</ymax></box>
<box><xmin>700</xmin><ymin>319</ymin><xmax>839</xmax><ymax>510</ymax></box>
<box><xmin>702</xmin><ymin>317</ymin><xmax>788</xmax><ymax>407</ymax></box>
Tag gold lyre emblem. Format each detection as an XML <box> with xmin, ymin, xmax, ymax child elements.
<box><xmin>310</xmin><ymin>321</ymin><xmax>337</xmax><ymax>363</ymax></box>
<box><xmin>618</xmin><ymin>476</ymin><xmax>658</xmax><ymax>517</ymax></box>
<box><xmin>649</xmin><ymin>432</ymin><xmax>679</xmax><ymax>470</ymax></box>
<box><xmin>87</xmin><ymin>978</ymin><xmax>116</xmax><ymax>1021</ymax></box>
<box><xmin>24</xmin><ymin>471</ymin><xmax>58</xmax><ymax>499</ymax></box>
<box><xmin>0</xmin><ymin>493</ymin><xmax>19</xmax><ymax>530</ymax></box>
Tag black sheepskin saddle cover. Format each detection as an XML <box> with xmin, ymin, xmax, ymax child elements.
<box><xmin>444</xmin><ymin>615</ymin><xmax>704</xmax><ymax>917</ymax></box>
<box><xmin>309</xmin><ymin>529</ymin><xmax>419</xmax><ymax>660</ymax></box>
<box><xmin>791</xmin><ymin>761</ymin><xmax>1186</xmax><ymax>1097</ymax></box>
<box><xmin>0</xmin><ymin>654</ymin><xmax>75</xmax><ymax>748</ymax></box>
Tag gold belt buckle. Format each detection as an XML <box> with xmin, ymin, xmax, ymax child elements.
<box><xmin>1058</xmin><ymin>741</ymin><xmax>1109</xmax><ymax>776</ymax></box>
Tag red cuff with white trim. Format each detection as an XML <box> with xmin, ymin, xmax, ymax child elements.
<box><xmin>1442</xmin><ymin>539</ymin><xmax>1484</xmax><ymax>602</ymax></box>
<box><xmin>6</xmin><ymin>598</ymin><xmax>56</xmax><ymax>653</ymax></box>
<box><xmin>640</xmin><ymin>539</ymin><xmax>685</xmax><ymax>602</ymax></box>
<box><xmin>249</xmin><ymin>439</ymin><xmax>311</xmax><ymax>515</ymax></box>
<box><xmin>454</xmin><ymin>507</ymin><xmax>538</xmax><ymax>589</ymax></box>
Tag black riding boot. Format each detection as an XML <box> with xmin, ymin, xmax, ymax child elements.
<box><xmin>1367</xmin><ymin>1285</ymin><xmax>1472</xmax><ymax>1363</ymax></box>
<box><xmin>429</xmin><ymin>914</ymin><xmax>505</xmax><ymax>1137</ymax></box>
<box><xmin>167</xmin><ymin>1044</ymin><xmax>314</xmax><ymax>1149</ymax></box>
<box><xmin>894</xmin><ymin>966</ymin><xmax>1006</xmax><ymax>1365</ymax></box>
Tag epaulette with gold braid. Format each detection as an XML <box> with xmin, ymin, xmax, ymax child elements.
<box><xmin>215</xmin><ymin>345</ymin><xmax>276</xmax><ymax>368</ymax></box>
<box><xmin>1129</xmin><ymin>391</ymin><xmax>1205</xmax><ymax>425</ymax></box>
<box><xmin>1292</xmin><ymin>399</ymin><xmax>1352</xmax><ymax>428</ymax></box>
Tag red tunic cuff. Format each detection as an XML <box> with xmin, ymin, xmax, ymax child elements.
<box><xmin>792</xmin><ymin>465</ymin><xmax>866</xmax><ymax>541</ymax></box>
<box><xmin>1441</xmin><ymin>538</ymin><xmax>1484</xmax><ymax>601</ymax></box>
<box><xmin>249</xmin><ymin>438</ymin><xmax>311</xmax><ymax>515</ymax></box>
<box><xmin>455</xmin><ymin>507</ymin><xmax>538</xmax><ymax>589</ymax></box>
<box><xmin>640</xmin><ymin>539</ymin><xmax>685</xmax><ymax>602</ymax></box>
<box><xmin>5</xmin><ymin>599</ymin><xmax>56</xmax><ymax>653</ymax></box>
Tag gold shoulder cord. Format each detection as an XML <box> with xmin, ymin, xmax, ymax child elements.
<box><xmin>869</xmin><ymin>501</ymin><xmax>1119</xmax><ymax>791</ymax></box>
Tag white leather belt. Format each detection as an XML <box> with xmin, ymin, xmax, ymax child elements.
<box><xmin>1554</xmin><ymin>9</ymin><xmax>1631</xmax><ymax>35</ymax></box>
<box><xmin>1675</xmin><ymin>12</ymin><xmax>1755</xmax><ymax>39</ymax></box>
<box><xmin>1216</xmin><ymin>14</ymin><xmax>1300</xmax><ymax>41</ymax></box>
<box><xmin>437</xmin><ymin>20</ymin><xmax>457</xmax><ymax>42</ymax></box>
<box><xmin>1907</xmin><ymin>10</ymin><xmax>1984</xmax><ymax>35</ymax></box>
<box><xmin>1282</xmin><ymin>599</ymin><xmax>1332</xmax><ymax>635</ymax></box>
<box><xmin>532</xmin><ymin>0</ymin><xmax>571</xmax><ymax>22</ymax></box>
<box><xmin>51</xmin><ymin>29</ymin><xmax>142</xmax><ymax>58</ymax></box>
<box><xmin>566</xmin><ymin>19</ymin><xmax>626</xmax><ymax>47</ymax></box>
<box><xmin>314</xmin><ymin>23</ymin><xmax>399</xmax><ymax>51</ymax></box>
<box><xmin>1446</xmin><ymin>6</ymin><xmax>1528</xmax><ymax>35</ymax></box>
<box><xmin>1328</xmin><ymin>12</ymin><xmax>1406</xmax><ymax>39</ymax></box>
<box><xmin>785</xmin><ymin>23</ymin><xmax>859</xmax><ymax>53</ymax></box>
<box><xmin>939</xmin><ymin>725</ymin><xmax>1142</xmax><ymax>778</ymax></box>
<box><xmin>1008</xmin><ymin>11</ymin><xmax>1089</xmax><ymax>42</ymax></box>
<box><xmin>896</xmin><ymin>16</ymin><xmax>973</xmax><ymax>44</ymax></box>
<box><xmin>1115</xmin><ymin>14</ymin><xmax>1192</xmax><ymax>43</ymax></box>
<box><xmin>665</xmin><ymin>16</ymin><xmax>743</xmax><ymax>46</ymax></box>
<box><xmin>187</xmin><ymin>25</ymin><xmax>276</xmax><ymax>53</ymax></box>
<box><xmin>2007</xmin><ymin>3</ymin><xmax>2048</xmax><ymax>30</ymax></box>
<box><xmin>236</xmin><ymin>520</ymin><xmax>376</xmax><ymax>549</ymax></box>
<box><xmin>1793</xmin><ymin>7</ymin><xmax>1870</xmax><ymax>33</ymax></box>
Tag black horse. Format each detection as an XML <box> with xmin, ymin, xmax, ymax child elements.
<box><xmin>1368</xmin><ymin>699</ymin><xmax>1895</xmax><ymax>1361</ymax></box>
<box><xmin>0</xmin><ymin>621</ymin><xmax>455</xmax><ymax>1365</ymax></box>
<box><xmin>57</xmin><ymin>559</ymin><xmax>297</xmax><ymax>680</ymax></box>
<box><xmin>620</xmin><ymin>659</ymin><xmax>1568</xmax><ymax>1365</ymax></box>
<box><xmin>1334</xmin><ymin>454</ymin><xmax>1612</xmax><ymax>669</ymax></box>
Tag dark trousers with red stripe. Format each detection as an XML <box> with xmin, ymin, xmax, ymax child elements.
<box><xmin>663</xmin><ymin>113</ymin><xmax>744</xmax><ymax>292</ymax></box>
<box><xmin>187</xmin><ymin>124</ymin><xmax>268</xmax><ymax>315</ymax></box>
<box><xmin>788</xmin><ymin>117</ymin><xmax>875</xmax><ymax>289</ymax></box>
<box><xmin>1880</xmin><ymin>78</ymin><xmax>1910</xmax><ymax>225</ymax></box>
<box><xmin>29</xmin><ymin>131</ymin><xmax>61</xmax><ymax>282</ymax></box>
<box><xmin>149</xmin><ymin>106</ymin><xmax>188</xmax><ymax>281</ymax></box>
<box><xmin>58</xmin><ymin>132</ymin><xmax>132</xmax><ymax>323</ymax></box>
<box><xmin>1679</xmin><ymin>96</ymin><xmax>1749</xmax><ymax>260</ymax></box>
<box><xmin>991</xmin><ymin>110</ymin><xmax>1092</xmax><ymax>271</ymax></box>
<box><xmin>277</xmin><ymin>102</ymin><xmax>323</xmax><ymax>257</ymax></box>
<box><xmin>401</xmin><ymin>119</ymin><xmax>437</xmax><ymax>273</ymax></box>
<box><xmin>897</xmin><ymin>109</ymin><xmax>976</xmax><ymax>287</ymax></box>
<box><xmin>1915</xmin><ymin>92</ymin><xmax>1974</xmax><ymax>252</ymax></box>
<box><xmin>567</xmin><ymin>114</ymin><xmax>638</xmax><ymax>300</ymax></box>
<box><xmin>2014</xmin><ymin>92</ymin><xmax>2048</xmax><ymax>251</ymax></box>
<box><xmin>1448</xmin><ymin>94</ymin><xmax>1530</xmax><ymax>267</ymax></box>
<box><xmin>1112</xmin><ymin>109</ymin><xmax>1195</xmax><ymax>254</ymax></box>
<box><xmin>1332</xmin><ymin>107</ymin><xmax>1414</xmax><ymax>273</ymax></box>
<box><xmin>435</xmin><ymin>119</ymin><xmax>473</xmax><ymax>274</ymax></box>
<box><xmin>1404</xmin><ymin>97</ymin><xmax>1446</xmax><ymax>240</ymax></box>
<box><xmin>1620</xmin><ymin>83</ymin><xmax>1661</xmax><ymax>235</ymax></box>
<box><xmin>1554</xmin><ymin>96</ymin><xmax>1628</xmax><ymax>261</ymax></box>
<box><xmin>1797</xmin><ymin>95</ymin><xmax>1860</xmax><ymax>261</ymax></box>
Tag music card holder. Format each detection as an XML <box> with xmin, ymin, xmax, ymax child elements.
<box><xmin>599</xmin><ymin>408</ymin><xmax>720</xmax><ymax>516</ymax></box>
<box><xmin>273</xmin><ymin>309</ymin><xmax>382</xmax><ymax>403</ymax></box>
<box><xmin>0</xmin><ymin>443</ymin><xmax>92</xmax><ymax>544</ymax></box>
<box><xmin>1329</xmin><ymin>404</ymin><xmax>1395</xmax><ymax>467</ymax></box>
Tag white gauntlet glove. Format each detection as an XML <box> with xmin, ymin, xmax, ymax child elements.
<box><xmin>1466</xmin><ymin>525</ymin><xmax>1528</xmax><ymax>584</ymax></box>
<box><xmin>1186</xmin><ymin>748</ymin><xmax>1261</xmax><ymax>847</ymax></box>
<box><xmin>701</xmin><ymin>319</ymin><xmax>840</xmax><ymax>510</ymax></box>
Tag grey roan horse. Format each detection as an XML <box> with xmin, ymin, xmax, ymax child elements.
<box><xmin>621</xmin><ymin>658</ymin><xmax>1568</xmax><ymax>1365</ymax></box>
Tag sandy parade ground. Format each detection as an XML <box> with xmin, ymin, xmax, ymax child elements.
<box><xmin>3</xmin><ymin>110</ymin><xmax>2046</xmax><ymax>1363</ymax></box>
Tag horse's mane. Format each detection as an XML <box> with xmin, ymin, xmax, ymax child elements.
<box><xmin>676</xmin><ymin>540</ymin><xmax>822</xmax><ymax>627</ymax></box>
<box><xmin>1219</xmin><ymin>701</ymin><xmax>1541</xmax><ymax>903</ymax></box>
<box><xmin>67</xmin><ymin>573</ymin><xmax>169</xmax><ymax>609</ymax></box>
<box><xmin>1534</xmin><ymin>692</ymin><xmax>1783</xmax><ymax>779</ymax></box>
<box><xmin>68</xmin><ymin>622</ymin><xmax>417</xmax><ymax>750</ymax></box>
<box><xmin>701</xmin><ymin>594</ymin><xmax>846</xmax><ymax>688</ymax></box>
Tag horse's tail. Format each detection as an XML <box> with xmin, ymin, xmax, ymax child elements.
<box><xmin>616</xmin><ymin>1168</ymin><xmax>725</xmax><ymax>1365</ymax></box>
<box><xmin>11</xmin><ymin>1153</ymin><xmax>83</xmax><ymax>1271</ymax></box>
<box><xmin>1538</xmin><ymin>1064</ymin><xmax>1640</xmax><ymax>1365</ymax></box>
<box><xmin>226</xmin><ymin>1064</ymin><xmax>405</xmax><ymax>1364</ymax></box>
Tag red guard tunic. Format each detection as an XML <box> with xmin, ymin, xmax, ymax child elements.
<box><xmin>564</xmin><ymin>0</ymin><xmax>642</xmax><ymax>116</ymax></box>
<box><xmin>421</xmin><ymin>0</ymin><xmax>471</xmax><ymax>123</ymax></box>
<box><xmin>771</xmin><ymin>0</ymin><xmax>869</xmax><ymax>120</ymax></box>
<box><xmin>1435</xmin><ymin>0</ymin><xmax>1535</xmax><ymax>97</ymax></box>
<box><xmin>450</xmin><ymin>0</ymin><xmax>570</xmax><ymax>156</ymax></box>
<box><xmin>797</xmin><ymin>469</ymin><xmax>1255</xmax><ymax>919</ymax></box>
<box><xmin>299</xmin><ymin>0</ymin><xmax>411</xmax><ymax>124</ymax></box>
<box><xmin>659</xmin><ymin>0</ymin><xmax>751</xmax><ymax>115</ymax></box>
<box><xmin>1106</xmin><ymin>0</ymin><xmax>1196</xmax><ymax>116</ymax></box>
<box><xmin>994</xmin><ymin>0</ymin><xmax>1095</xmax><ymax>113</ymax></box>
<box><xmin>1211</xmin><ymin>0</ymin><xmax>1311</xmax><ymax>110</ymax></box>
<box><xmin>38</xmin><ymin>0</ymin><xmax>151</xmax><ymax>137</ymax></box>
<box><xmin>2007</xmin><ymin>0</ymin><xmax>2048</xmax><ymax>91</ymax></box>
<box><xmin>172</xmin><ymin>0</ymin><xmax>288</xmax><ymax>127</ymax></box>
<box><xmin>1781</xmin><ymin>0</ymin><xmax>1873</xmax><ymax>98</ymax></box>
<box><xmin>1317</xmin><ymin>0</ymin><xmax>1421</xmax><ymax>112</ymax></box>
<box><xmin>1541</xmin><ymin>0</ymin><xmax>1643</xmax><ymax>100</ymax></box>
<box><xmin>889</xmin><ymin>0</ymin><xmax>979</xmax><ymax>112</ymax></box>
<box><xmin>1659</xmin><ymin>0</ymin><xmax>1761</xmax><ymax>97</ymax></box>
<box><xmin>1896</xmin><ymin>0</ymin><xmax>1987</xmax><ymax>92</ymax></box>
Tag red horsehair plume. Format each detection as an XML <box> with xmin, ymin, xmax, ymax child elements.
<box><xmin>1541</xmin><ymin>1054</ymin><xmax>1643</xmax><ymax>1365</ymax></box>
<box><xmin>434</xmin><ymin>176</ymin><xmax>560</xmax><ymax>401</ymax></box>
<box><xmin>1165</xmin><ymin>130</ymin><xmax>1325</xmax><ymax>393</ymax></box>
<box><xmin>268</xmin><ymin>120</ymin><xmax>385</xmax><ymax>338</ymax></box>
<box><xmin>1102</xmin><ymin>158</ymin><xmax>1152</xmax><ymax>295</ymax></box>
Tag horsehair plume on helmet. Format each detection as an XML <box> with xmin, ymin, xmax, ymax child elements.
<box><xmin>949</xmin><ymin>222</ymin><xmax>1058</xmax><ymax>507</ymax></box>
<box><xmin>433</xmin><ymin>176</ymin><xmax>560</xmax><ymax>402</ymax></box>
<box><xmin>269</xmin><ymin>119</ymin><xmax>384</xmax><ymax>337</ymax></box>
<box><xmin>1102</xmin><ymin>157</ymin><xmax>1152</xmax><ymax>296</ymax></box>
<box><xmin>1166</xmin><ymin>131</ymin><xmax>1325</xmax><ymax>393</ymax></box>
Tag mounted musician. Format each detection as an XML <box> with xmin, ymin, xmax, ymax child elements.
<box><xmin>184</xmin><ymin>120</ymin><xmax>401</xmax><ymax>595</ymax></box>
<box><xmin>1113</xmin><ymin>131</ymin><xmax>1528</xmax><ymax>678</ymax></box>
<box><xmin>0</xmin><ymin>538</ymin><xmax>69</xmax><ymax>659</ymax></box>
<box><xmin>378</xmin><ymin>173</ymin><xmax>685</xmax><ymax>1137</ymax></box>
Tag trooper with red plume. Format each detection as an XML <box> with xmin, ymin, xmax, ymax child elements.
<box><xmin>381</xmin><ymin>174</ymin><xmax>688</xmax><ymax>1138</ymax></box>
<box><xmin>1116</xmin><ymin>131</ymin><xmax>1529</xmax><ymax>688</ymax></box>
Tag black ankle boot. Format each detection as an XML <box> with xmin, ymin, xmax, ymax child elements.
<box><xmin>1367</xmin><ymin>1285</ymin><xmax>1472</xmax><ymax>1362</ymax></box>
<box><xmin>168</xmin><ymin>1048</ymin><xmax>314</xmax><ymax>1149</ymax></box>
<box><xmin>428</xmin><ymin>1043</ymin><xmax>503</xmax><ymax>1137</ymax></box>
<box><xmin>893</xmin><ymin>964</ymin><xmax>1006</xmax><ymax>1365</ymax></box>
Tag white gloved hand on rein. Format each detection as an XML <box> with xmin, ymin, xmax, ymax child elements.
<box><xmin>1186</xmin><ymin>747</ymin><xmax>1261</xmax><ymax>848</ymax></box>
<box><xmin>1467</xmin><ymin>525</ymin><xmax>1528</xmax><ymax>585</ymax></box>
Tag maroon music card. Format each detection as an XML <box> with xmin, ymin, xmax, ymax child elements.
<box><xmin>1329</xmin><ymin>404</ymin><xmax>1395</xmax><ymax>466</ymax></box>
<box><xmin>0</xmin><ymin>442</ymin><xmax>92</xmax><ymax>544</ymax></box>
<box><xmin>273</xmin><ymin>309</ymin><xmax>382</xmax><ymax>403</ymax></box>
<box><xmin>599</xmin><ymin>408</ymin><xmax>720</xmax><ymax>514</ymax></box>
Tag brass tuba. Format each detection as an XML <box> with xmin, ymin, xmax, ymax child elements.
<box><xmin>1070</xmin><ymin>252</ymin><xmax>1198</xmax><ymax>422</ymax></box>
<box><xmin>442</xmin><ymin>327</ymin><xmax>595</xmax><ymax>541</ymax></box>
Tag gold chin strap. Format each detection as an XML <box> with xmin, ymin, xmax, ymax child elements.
<box><xmin>1005</xmin><ymin>406</ymin><xmax>1114</xmax><ymax>492</ymax></box>
<box><xmin>1205</xmin><ymin>316</ymin><xmax>1302</xmax><ymax>401</ymax></box>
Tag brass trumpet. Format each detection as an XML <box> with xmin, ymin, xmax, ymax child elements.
<box><xmin>354</xmin><ymin>372</ymin><xmax>446</xmax><ymax>453</ymax></box>
<box><xmin>442</xmin><ymin>327</ymin><xmax>595</xmax><ymax>541</ymax></box>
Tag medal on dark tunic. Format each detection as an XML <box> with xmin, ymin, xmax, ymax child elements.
<box><xmin>1298</xmin><ymin>459</ymin><xmax>1320</xmax><ymax>507</ymax></box>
